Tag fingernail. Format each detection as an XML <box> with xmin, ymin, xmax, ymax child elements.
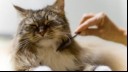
<box><xmin>75</xmin><ymin>31</ymin><xmax>81</xmax><ymax>34</ymax></box>
<box><xmin>75</xmin><ymin>27</ymin><xmax>81</xmax><ymax>34</ymax></box>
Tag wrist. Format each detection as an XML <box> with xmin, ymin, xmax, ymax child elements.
<box><xmin>115</xmin><ymin>28</ymin><xmax>127</xmax><ymax>46</ymax></box>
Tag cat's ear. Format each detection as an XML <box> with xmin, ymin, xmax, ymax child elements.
<box><xmin>14</xmin><ymin>5</ymin><xmax>28</xmax><ymax>17</ymax></box>
<box><xmin>53</xmin><ymin>0</ymin><xmax>65</xmax><ymax>14</ymax></box>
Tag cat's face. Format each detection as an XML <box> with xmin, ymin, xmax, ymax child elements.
<box><xmin>14</xmin><ymin>0</ymin><xmax>71</xmax><ymax>44</ymax></box>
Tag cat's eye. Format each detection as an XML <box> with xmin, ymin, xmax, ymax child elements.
<box><xmin>47</xmin><ymin>21</ymin><xmax>60</xmax><ymax>27</ymax></box>
<box><xmin>25</xmin><ymin>25</ymin><xmax>38</xmax><ymax>32</ymax></box>
<box><xmin>24</xmin><ymin>26</ymin><xmax>30</xmax><ymax>31</ymax></box>
<box><xmin>30</xmin><ymin>25</ymin><xmax>37</xmax><ymax>29</ymax></box>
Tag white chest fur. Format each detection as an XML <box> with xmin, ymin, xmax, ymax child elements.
<box><xmin>36</xmin><ymin>39</ymin><xmax>79</xmax><ymax>71</ymax></box>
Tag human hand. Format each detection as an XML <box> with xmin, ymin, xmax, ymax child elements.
<box><xmin>75</xmin><ymin>12</ymin><xmax>127</xmax><ymax>45</ymax></box>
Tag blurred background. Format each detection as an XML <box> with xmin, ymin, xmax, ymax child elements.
<box><xmin>0</xmin><ymin>0</ymin><xmax>127</xmax><ymax>43</ymax></box>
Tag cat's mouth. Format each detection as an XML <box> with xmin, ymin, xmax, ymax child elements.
<box><xmin>57</xmin><ymin>34</ymin><xmax>78</xmax><ymax>51</ymax></box>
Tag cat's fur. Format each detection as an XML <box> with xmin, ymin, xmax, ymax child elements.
<box><xmin>14</xmin><ymin>0</ymin><xmax>84</xmax><ymax>71</ymax></box>
<box><xmin>11</xmin><ymin>0</ymin><xmax>112</xmax><ymax>71</ymax></box>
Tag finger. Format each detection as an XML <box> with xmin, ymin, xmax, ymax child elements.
<box><xmin>95</xmin><ymin>12</ymin><xmax>107</xmax><ymax>26</ymax></box>
<box><xmin>80</xmin><ymin>13</ymin><xmax>95</xmax><ymax>24</ymax></box>
<box><xmin>75</xmin><ymin>17</ymin><xmax>98</xmax><ymax>33</ymax></box>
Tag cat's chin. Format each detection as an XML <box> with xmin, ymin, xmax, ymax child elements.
<box><xmin>37</xmin><ymin>38</ymin><xmax>59</xmax><ymax>49</ymax></box>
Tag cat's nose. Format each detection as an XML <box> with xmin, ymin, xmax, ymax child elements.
<box><xmin>39</xmin><ymin>26</ymin><xmax>48</xmax><ymax>36</ymax></box>
<box><xmin>39</xmin><ymin>29</ymin><xmax>46</xmax><ymax>36</ymax></box>
<box><xmin>39</xmin><ymin>29</ymin><xmax>44</xmax><ymax>33</ymax></box>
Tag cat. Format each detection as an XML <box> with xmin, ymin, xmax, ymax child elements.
<box><xmin>11</xmin><ymin>0</ymin><xmax>112</xmax><ymax>71</ymax></box>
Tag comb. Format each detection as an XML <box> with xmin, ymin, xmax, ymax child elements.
<box><xmin>57</xmin><ymin>34</ymin><xmax>79</xmax><ymax>51</ymax></box>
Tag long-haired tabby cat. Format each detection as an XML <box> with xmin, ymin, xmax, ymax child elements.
<box><xmin>11</xmin><ymin>0</ymin><xmax>126</xmax><ymax>71</ymax></box>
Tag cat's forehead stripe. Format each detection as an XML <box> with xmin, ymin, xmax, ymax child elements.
<box><xmin>25</xmin><ymin>18</ymin><xmax>33</xmax><ymax>24</ymax></box>
<box><xmin>24</xmin><ymin>9</ymin><xmax>59</xmax><ymax>25</ymax></box>
<box><xmin>41</xmin><ymin>11</ymin><xmax>46</xmax><ymax>17</ymax></box>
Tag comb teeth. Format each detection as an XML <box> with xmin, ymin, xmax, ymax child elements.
<box><xmin>71</xmin><ymin>34</ymin><xmax>78</xmax><ymax>39</ymax></box>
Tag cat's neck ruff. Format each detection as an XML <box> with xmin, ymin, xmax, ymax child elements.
<box><xmin>36</xmin><ymin>39</ymin><xmax>81</xmax><ymax>71</ymax></box>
